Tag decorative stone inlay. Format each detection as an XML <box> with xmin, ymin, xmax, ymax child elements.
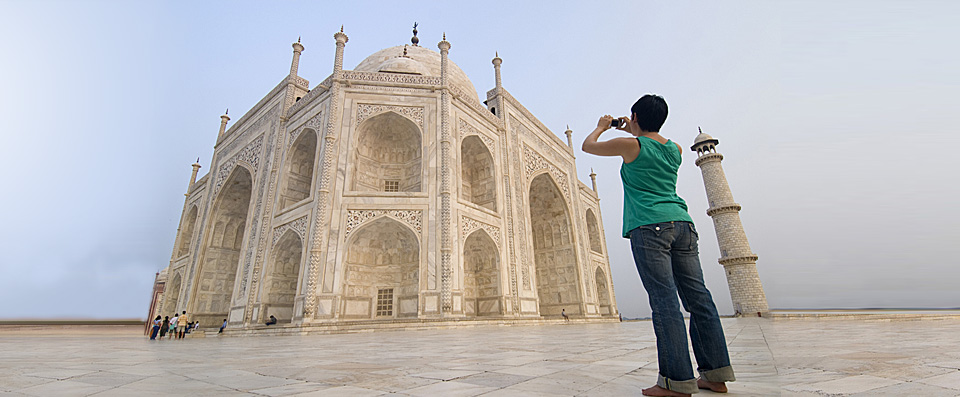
<box><xmin>356</xmin><ymin>104</ymin><xmax>424</xmax><ymax>129</ymax></box>
<box><xmin>451</xmin><ymin>85</ymin><xmax>501</xmax><ymax>127</ymax></box>
<box><xmin>458</xmin><ymin>119</ymin><xmax>495</xmax><ymax>153</ymax></box>
<box><xmin>215</xmin><ymin>134</ymin><xmax>264</xmax><ymax>195</ymax></box>
<box><xmin>460</xmin><ymin>215</ymin><xmax>501</xmax><ymax>248</ymax></box>
<box><xmin>523</xmin><ymin>144</ymin><xmax>571</xmax><ymax>199</ymax></box>
<box><xmin>343</xmin><ymin>210</ymin><xmax>423</xmax><ymax>240</ymax></box>
<box><xmin>341</xmin><ymin>70</ymin><xmax>441</xmax><ymax>87</ymax></box>
<box><xmin>288</xmin><ymin>111</ymin><xmax>323</xmax><ymax>150</ymax></box>
<box><xmin>273</xmin><ymin>215</ymin><xmax>309</xmax><ymax>245</ymax></box>
<box><xmin>238</xmin><ymin>117</ymin><xmax>278</xmax><ymax>305</ymax></box>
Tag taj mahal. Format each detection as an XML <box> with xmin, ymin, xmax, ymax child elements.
<box><xmin>147</xmin><ymin>25</ymin><xmax>769</xmax><ymax>333</ymax></box>
<box><xmin>148</xmin><ymin>26</ymin><xmax>624</xmax><ymax>331</ymax></box>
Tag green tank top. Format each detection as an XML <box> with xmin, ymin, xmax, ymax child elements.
<box><xmin>620</xmin><ymin>136</ymin><xmax>693</xmax><ymax>237</ymax></box>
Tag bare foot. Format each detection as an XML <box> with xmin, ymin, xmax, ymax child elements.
<box><xmin>697</xmin><ymin>378</ymin><xmax>728</xmax><ymax>393</ymax></box>
<box><xmin>641</xmin><ymin>385</ymin><xmax>691</xmax><ymax>397</ymax></box>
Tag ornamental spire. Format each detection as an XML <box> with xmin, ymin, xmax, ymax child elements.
<box><xmin>411</xmin><ymin>22</ymin><xmax>419</xmax><ymax>46</ymax></box>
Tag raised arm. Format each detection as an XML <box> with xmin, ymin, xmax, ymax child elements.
<box><xmin>582</xmin><ymin>115</ymin><xmax>641</xmax><ymax>162</ymax></box>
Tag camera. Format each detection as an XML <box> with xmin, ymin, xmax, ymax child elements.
<box><xmin>610</xmin><ymin>117</ymin><xmax>627</xmax><ymax>128</ymax></box>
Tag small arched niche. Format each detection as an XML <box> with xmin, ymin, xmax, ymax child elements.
<box><xmin>279</xmin><ymin>130</ymin><xmax>317</xmax><ymax>210</ymax></box>
<box><xmin>162</xmin><ymin>273</ymin><xmax>182</xmax><ymax>316</ymax></box>
<box><xmin>586</xmin><ymin>209</ymin><xmax>602</xmax><ymax>254</ymax></box>
<box><xmin>461</xmin><ymin>136</ymin><xmax>497</xmax><ymax>211</ymax></box>
<box><xmin>595</xmin><ymin>267</ymin><xmax>612</xmax><ymax>315</ymax></box>
<box><xmin>463</xmin><ymin>229</ymin><xmax>501</xmax><ymax>316</ymax></box>
<box><xmin>261</xmin><ymin>230</ymin><xmax>303</xmax><ymax>323</ymax></box>
<box><xmin>342</xmin><ymin>217</ymin><xmax>420</xmax><ymax>319</ymax></box>
<box><xmin>177</xmin><ymin>206</ymin><xmax>199</xmax><ymax>257</ymax></box>
<box><xmin>351</xmin><ymin>112</ymin><xmax>422</xmax><ymax>193</ymax></box>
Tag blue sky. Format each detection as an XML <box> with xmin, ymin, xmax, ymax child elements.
<box><xmin>1</xmin><ymin>1</ymin><xmax>957</xmax><ymax>319</ymax></box>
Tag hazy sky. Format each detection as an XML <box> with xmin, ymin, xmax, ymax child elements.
<box><xmin>1</xmin><ymin>1</ymin><xmax>957</xmax><ymax>319</ymax></box>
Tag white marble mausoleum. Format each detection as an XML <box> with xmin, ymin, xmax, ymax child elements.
<box><xmin>151</xmin><ymin>27</ymin><xmax>618</xmax><ymax>330</ymax></box>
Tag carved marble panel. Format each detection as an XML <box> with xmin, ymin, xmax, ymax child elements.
<box><xmin>356</xmin><ymin>104</ymin><xmax>424</xmax><ymax>129</ymax></box>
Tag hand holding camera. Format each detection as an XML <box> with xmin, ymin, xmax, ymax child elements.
<box><xmin>610</xmin><ymin>116</ymin><xmax>629</xmax><ymax>130</ymax></box>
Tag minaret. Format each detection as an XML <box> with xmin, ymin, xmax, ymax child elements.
<box><xmin>333</xmin><ymin>26</ymin><xmax>348</xmax><ymax>73</ymax></box>
<box><xmin>290</xmin><ymin>38</ymin><xmax>304</xmax><ymax>76</ymax></box>
<box><xmin>438</xmin><ymin>32</ymin><xmax>453</xmax><ymax>314</ymax></box>
<box><xmin>185</xmin><ymin>158</ymin><xmax>201</xmax><ymax>196</ymax></box>
<box><xmin>691</xmin><ymin>128</ymin><xmax>769</xmax><ymax>316</ymax></box>
<box><xmin>492</xmin><ymin>52</ymin><xmax>502</xmax><ymax>92</ymax></box>
<box><xmin>564</xmin><ymin>125</ymin><xmax>573</xmax><ymax>149</ymax></box>
<box><xmin>589</xmin><ymin>168</ymin><xmax>598</xmax><ymax>192</ymax></box>
<box><xmin>489</xmin><ymin>52</ymin><xmax>503</xmax><ymax>118</ymax></box>
<box><xmin>218</xmin><ymin>109</ymin><xmax>230</xmax><ymax>138</ymax></box>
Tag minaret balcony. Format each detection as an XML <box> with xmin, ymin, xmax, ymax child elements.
<box><xmin>706</xmin><ymin>203</ymin><xmax>742</xmax><ymax>216</ymax></box>
<box><xmin>694</xmin><ymin>152</ymin><xmax>724</xmax><ymax>166</ymax></box>
<box><xmin>718</xmin><ymin>254</ymin><xmax>759</xmax><ymax>266</ymax></box>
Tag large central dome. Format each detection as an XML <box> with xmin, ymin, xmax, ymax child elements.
<box><xmin>353</xmin><ymin>45</ymin><xmax>480</xmax><ymax>103</ymax></box>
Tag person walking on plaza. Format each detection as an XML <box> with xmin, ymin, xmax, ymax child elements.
<box><xmin>218</xmin><ymin>319</ymin><xmax>227</xmax><ymax>334</ymax></box>
<box><xmin>149</xmin><ymin>315</ymin><xmax>161</xmax><ymax>340</ymax></box>
<box><xmin>561</xmin><ymin>309</ymin><xmax>569</xmax><ymax>322</ymax></box>
<box><xmin>582</xmin><ymin>95</ymin><xmax>734</xmax><ymax>396</ymax></box>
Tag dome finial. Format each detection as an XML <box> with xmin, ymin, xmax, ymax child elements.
<box><xmin>340</xmin><ymin>25</ymin><xmax>344</xmax><ymax>33</ymax></box>
<box><xmin>411</xmin><ymin>22</ymin><xmax>419</xmax><ymax>46</ymax></box>
<box><xmin>699</xmin><ymin>126</ymin><xmax>702</xmax><ymax>134</ymax></box>
<box><xmin>297</xmin><ymin>36</ymin><xmax>301</xmax><ymax>43</ymax></box>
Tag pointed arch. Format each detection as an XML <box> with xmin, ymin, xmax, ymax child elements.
<box><xmin>586</xmin><ymin>209</ymin><xmax>602</xmax><ymax>254</ymax></box>
<box><xmin>529</xmin><ymin>173</ymin><xmax>581</xmax><ymax>316</ymax></box>
<box><xmin>342</xmin><ymin>217</ymin><xmax>420</xmax><ymax>319</ymax></box>
<box><xmin>351</xmin><ymin>112</ymin><xmax>422</xmax><ymax>192</ymax></box>
<box><xmin>279</xmin><ymin>129</ymin><xmax>317</xmax><ymax>210</ymax></box>
<box><xmin>177</xmin><ymin>206</ymin><xmax>199</xmax><ymax>257</ymax></box>
<box><xmin>261</xmin><ymin>229</ymin><xmax>303</xmax><ymax>323</ymax></box>
<box><xmin>463</xmin><ymin>229</ymin><xmax>501</xmax><ymax>316</ymax></box>
<box><xmin>192</xmin><ymin>166</ymin><xmax>253</xmax><ymax>327</ymax></box>
<box><xmin>460</xmin><ymin>136</ymin><xmax>497</xmax><ymax>211</ymax></box>
<box><xmin>595</xmin><ymin>266</ymin><xmax>612</xmax><ymax>315</ymax></box>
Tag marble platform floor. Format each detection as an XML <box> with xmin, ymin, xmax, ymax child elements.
<box><xmin>1</xmin><ymin>317</ymin><xmax>959</xmax><ymax>396</ymax></box>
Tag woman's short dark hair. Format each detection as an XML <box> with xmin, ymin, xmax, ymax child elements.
<box><xmin>631</xmin><ymin>95</ymin><xmax>668</xmax><ymax>132</ymax></box>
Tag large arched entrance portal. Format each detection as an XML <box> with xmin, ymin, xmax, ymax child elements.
<box><xmin>261</xmin><ymin>230</ymin><xmax>303</xmax><ymax>323</ymax></box>
<box><xmin>463</xmin><ymin>229</ymin><xmax>501</xmax><ymax>316</ymax></box>
<box><xmin>529</xmin><ymin>173</ymin><xmax>581</xmax><ymax>316</ymax></box>
<box><xmin>342</xmin><ymin>218</ymin><xmax>420</xmax><ymax>319</ymax></box>
<box><xmin>192</xmin><ymin>167</ymin><xmax>253</xmax><ymax>327</ymax></box>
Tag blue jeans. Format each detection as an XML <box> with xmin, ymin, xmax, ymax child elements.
<box><xmin>629</xmin><ymin>221</ymin><xmax>735</xmax><ymax>394</ymax></box>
